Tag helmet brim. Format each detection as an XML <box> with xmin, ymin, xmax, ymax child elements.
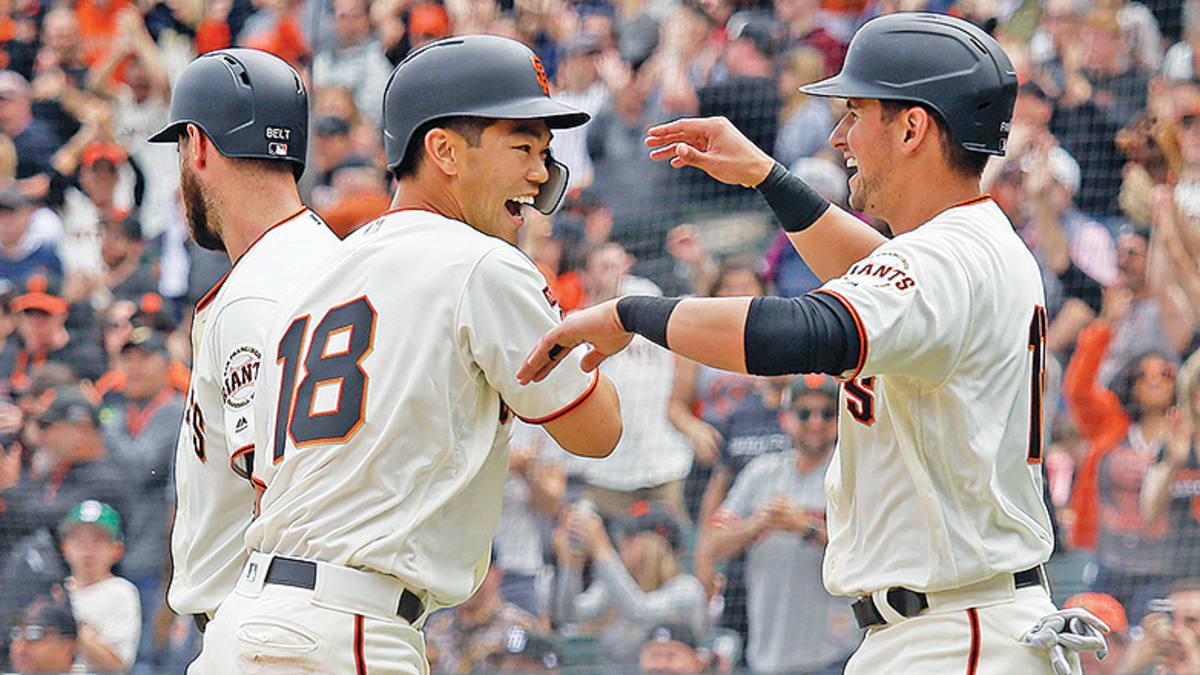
<box><xmin>799</xmin><ymin>73</ymin><xmax>913</xmax><ymax>101</ymax></box>
<box><xmin>147</xmin><ymin>121</ymin><xmax>185</xmax><ymax>144</ymax></box>
<box><xmin>468</xmin><ymin>96</ymin><xmax>591</xmax><ymax>129</ymax></box>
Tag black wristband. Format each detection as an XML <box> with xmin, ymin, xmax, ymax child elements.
<box><xmin>615</xmin><ymin>296</ymin><xmax>681</xmax><ymax>350</ymax></box>
<box><xmin>755</xmin><ymin>161</ymin><xmax>831</xmax><ymax>233</ymax></box>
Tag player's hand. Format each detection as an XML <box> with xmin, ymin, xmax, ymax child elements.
<box><xmin>1022</xmin><ymin>607</ymin><xmax>1110</xmax><ymax>675</ymax></box>
<box><xmin>517</xmin><ymin>299</ymin><xmax>632</xmax><ymax>384</ymax></box>
<box><xmin>645</xmin><ymin>117</ymin><xmax>776</xmax><ymax>188</ymax></box>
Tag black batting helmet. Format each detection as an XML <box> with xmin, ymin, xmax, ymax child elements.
<box><xmin>382</xmin><ymin>35</ymin><xmax>590</xmax><ymax>214</ymax></box>
<box><xmin>148</xmin><ymin>48</ymin><xmax>308</xmax><ymax>176</ymax></box>
<box><xmin>800</xmin><ymin>12</ymin><xmax>1016</xmax><ymax>156</ymax></box>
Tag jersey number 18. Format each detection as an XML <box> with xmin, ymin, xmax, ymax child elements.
<box><xmin>272</xmin><ymin>296</ymin><xmax>377</xmax><ymax>463</ymax></box>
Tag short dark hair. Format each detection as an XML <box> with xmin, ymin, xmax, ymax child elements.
<box><xmin>879</xmin><ymin>100</ymin><xmax>990</xmax><ymax>178</ymax></box>
<box><xmin>1111</xmin><ymin>350</ymin><xmax>1177</xmax><ymax>422</ymax></box>
<box><xmin>391</xmin><ymin>116</ymin><xmax>495</xmax><ymax>180</ymax></box>
<box><xmin>178</xmin><ymin>133</ymin><xmax>294</xmax><ymax>177</ymax></box>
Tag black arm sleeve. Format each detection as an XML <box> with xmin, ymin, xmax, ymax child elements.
<box><xmin>1056</xmin><ymin>262</ymin><xmax>1104</xmax><ymax>315</ymax></box>
<box><xmin>743</xmin><ymin>293</ymin><xmax>860</xmax><ymax>376</ymax></box>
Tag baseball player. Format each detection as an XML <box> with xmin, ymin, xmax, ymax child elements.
<box><xmin>146</xmin><ymin>48</ymin><xmax>341</xmax><ymax>657</ymax></box>
<box><xmin>201</xmin><ymin>36</ymin><xmax>622</xmax><ymax>674</ymax></box>
<box><xmin>519</xmin><ymin>13</ymin><xmax>1107</xmax><ymax>674</ymax></box>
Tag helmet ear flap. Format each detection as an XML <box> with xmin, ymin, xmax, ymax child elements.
<box><xmin>533</xmin><ymin>158</ymin><xmax>570</xmax><ymax>214</ymax></box>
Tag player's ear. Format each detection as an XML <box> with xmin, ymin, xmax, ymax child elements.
<box><xmin>183</xmin><ymin>123</ymin><xmax>209</xmax><ymax>171</ymax></box>
<box><xmin>423</xmin><ymin>127</ymin><xmax>461</xmax><ymax>177</ymax></box>
<box><xmin>898</xmin><ymin>106</ymin><xmax>932</xmax><ymax>155</ymax></box>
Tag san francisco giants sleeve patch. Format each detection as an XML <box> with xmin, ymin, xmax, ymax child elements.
<box><xmin>222</xmin><ymin>345</ymin><xmax>262</xmax><ymax>410</ymax></box>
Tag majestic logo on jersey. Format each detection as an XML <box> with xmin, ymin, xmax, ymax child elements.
<box><xmin>845</xmin><ymin>252</ymin><xmax>916</xmax><ymax>292</ymax></box>
<box><xmin>222</xmin><ymin>346</ymin><xmax>262</xmax><ymax>410</ymax></box>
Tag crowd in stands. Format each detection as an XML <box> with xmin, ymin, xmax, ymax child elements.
<box><xmin>1</xmin><ymin>0</ymin><xmax>1200</xmax><ymax>672</ymax></box>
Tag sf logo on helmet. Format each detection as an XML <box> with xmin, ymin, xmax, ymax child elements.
<box><xmin>530</xmin><ymin>55</ymin><xmax>550</xmax><ymax>96</ymax></box>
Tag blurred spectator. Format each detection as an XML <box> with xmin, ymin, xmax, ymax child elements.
<box><xmin>576</xmin><ymin>243</ymin><xmax>692</xmax><ymax>521</ymax></box>
<box><xmin>8</xmin><ymin>595</ymin><xmax>77</xmax><ymax>674</ymax></box>
<box><xmin>774</xmin><ymin>0</ymin><xmax>845</xmax><ymax>76</ymax></box>
<box><xmin>1099</xmin><ymin>225</ymin><xmax>1192</xmax><ymax>386</ymax></box>
<box><xmin>1066</xmin><ymin>300</ymin><xmax>1179</xmax><ymax>620</ymax></box>
<box><xmin>100</xmin><ymin>327</ymin><xmax>180</xmax><ymax>668</ymax></box>
<box><xmin>100</xmin><ymin>216</ymin><xmax>157</xmax><ymax>304</ymax></box>
<box><xmin>1063</xmin><ymin>592</ymin><xmax>1129</xmax><ymax>674</ymax></box>
<box><xmin>85</xmin><ymin>9</ymin><xmax>174</xmax><ymax>241</ymax></box>
<box><xmin>368</xmin><ymin>0</ymin><xmax>408</xmax><ymax>65</ymax></box>
<box><xmin>408</xmin><ymin>2</ymin><xmax>451</xmax><ymax>51</ymax></box>
<box><xmin>693</xmin><ymin>13</ymin><xmax>782</xmax><ymax>208</ymax></box>
<box><xmin>0</xmin><ymin>189</ymin><xmax>61</xmax><ymax>283</ymax></box>
<box><xmin>1163</xmin><ymin>4</ymin><xmax>1200</xmax><ymax>81</ymax></box>
<box><xmin>425</xmin><ymin>555</ymin><xmax>538</xmax><ymax>674</ymax></box>
<box><xmin>703</xmin><ymin>376</ymin><xmax>858</xmax><ymax>673</ymax></box>
<box><xmin>486</xmin><ymin>626</ymin><xmax>561</xmax><ymax>673</ymax></box>
<box><xmin>553</xmin><ymin>501</ymin><xmax>706</xmax><ymax>664</ymax></box>
<box><xmin>0</xmin><ymin>276</ymin><xmax>106</xmax><ymax>393</ymax></box>
<box><xmin>668</xmin><ymin>256</ymin><xmax>764</xmax><ymax>522</ymax></box>
<box><xmin>1051</xmin><ymin>9</ymin><xmax>1149</xmax><ymax>217</ymax></box>
<box><xmin>774</xmin><ymin>46</ymin><xmax>837</xmax><ymax>168</ymax></box>
<box><xmin>58</xmin><ymin>140</ymin><xmax>137</xmax><ymax>280</ymax></box>
<box><xmin>1122</xmin><ymin>578</ymin><xmax>1200</xmax><ymax>674</ymax></box>
<box><xmin>0</xmin><ymin>385</ymin><xmax>129</xmax><ymax>556</ymax></box>
<box><xmin>32</xmin><ymin>7</ymin><xmax>97</xmax><ymax>150</ymax></box>
<box><xmin>550</xmin><ymin>34</ymin><xmax>610</xmax><ymax>192</ymax></box>
<box><xmin>1108</xmin><ymin>0</ymin><xmax>1164</xmax><ymax>74</ymax></box>
<box><xmin>494</xmin><ymin>425</ymin><xmax>565</xmax><ymax>617</ymax></box>
<box><xmin>315</xmin><ymin>158</ymin><xmax>390</xmax><ymax>239</ymax></box>
<box><xmin>311</xmin><ymin>114</ymin><xmax>355</xmax><ymax>192</ymax></box>
<box><xmin>60</xmin><ymin>499</ymin><xmax>139</xmax><ymax>673</ymax></box>
<box><xmin>638</xmin><ymin>622</ymin><xmax>721</xmax><ymax>674</ymax></box>
<box><xmin>0</xmin><ymin>70</ymin><xmax>57</xmax><ymax>189</ymax></box>
<box><xmin>696</xmin><ymin>376</ymin><xmax>830</xmax><ymax>644</ymax></box>
<box><xmin>312</xmin><ymin>0</ymin><xmax>393</xmax><ymax>125</ymax></box>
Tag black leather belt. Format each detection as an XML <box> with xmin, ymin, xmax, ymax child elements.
<box><xmin>265</xmin><ymin>556</ymin><xmax>424</xmax><ymax>624</ymax></box>
<box><xmin>851</xmin><ymin>566</ymin><xmax>1045</xmax><ymax>629</ymax></box>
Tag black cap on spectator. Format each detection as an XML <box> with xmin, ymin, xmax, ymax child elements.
<box><xmin>620</xmin><ymin>501</ymin><xmax>683</xmax><ymax>551</ymax></box>
<box><xmin>19</xmin><ymin>596</ymin><xmax>77</xmax><ymax>639</ymax></box>
<box><xmin>133</xmin><ymin>293</ymin><xmax>178</xmax><ymax>333</ymax></box>
<box><xmin>40</xmin><ymin>385</ymin><xmax>100</xmax><ymax>427</ymax></box>
<box><xmin>121</xmin><ymin>326</ymin><xmax>169</xmax><ymax>358</ymax></box>
<box><xmin>316</xmin><ymin>115</ymin><xmax>351</xmax><ymax>137</ymax></box>
<box><xmin>646</xmin><ymin>622</ymin><xmax>698</xmax><ymax>649</ymax></box>
<box><xmin>503</xmin><ymin>626</ymin><xmax>560</xmax><ymax>669</ymax></box>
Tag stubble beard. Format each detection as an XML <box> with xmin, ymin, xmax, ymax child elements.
<box><xmin>180</xmin><ymin>163</ymin><xmax>224</xmax><ymax>251</ymax></box>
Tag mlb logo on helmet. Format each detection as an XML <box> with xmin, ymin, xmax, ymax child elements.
<box><xmin>268</xmin><ymin>143</ymin><xmax>288</xmax><ymax>156</ymax></box>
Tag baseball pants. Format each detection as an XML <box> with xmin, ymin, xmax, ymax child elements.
<box><xmin>845</xmin><ymin>585</ymin><xmax>1082</xmax><ymax>675</ymax></box>
<box><xmin>189</xmin><ymin>556</ymin><xmax>428</xmax><ymax>674</ymax></box>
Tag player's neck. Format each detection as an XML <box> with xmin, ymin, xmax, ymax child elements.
<box><xmin>218</xmin><ymin>177</ymin><xmax>304</xmax><ymax>265</ymax></box>
<box><xmin>391</xmin><ymin>180</ymin><xmax>466</xmax><ymax>225</ymax></box>
<box><xmin>885</xmin><ymin>170</ymin><xmax>983</xmax><ymax>235</ymax></box>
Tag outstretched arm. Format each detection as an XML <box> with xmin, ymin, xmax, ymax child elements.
<box><xmin>645</xmin><ymin>116</ymin><xmax>886</xmax><ymax>280</ymax></box>
<box><xmin>517</xmin><ymin>294</ymin><xmax>859</xmax><ymax>384</ymax></box>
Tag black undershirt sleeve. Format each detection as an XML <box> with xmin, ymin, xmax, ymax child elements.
<box><xmin>743</xmin><ymin>293</ymin><xmax>861</xmax><ymax>376</ymax></box>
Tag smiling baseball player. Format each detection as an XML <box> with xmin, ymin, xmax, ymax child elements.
<box><xmin>519</xmin><ymin>13</ymin><xmax>1108</xmax><ymax>674</ymax></box>
<box><xmin>196</xmin><ymin>36</ymin><xmax>622</xmax><ymax>674</ymax></box>
<box><xmin>146</xmin><ymin>49</ymin><xmax>342</xmax><ymax>665</ymax></box>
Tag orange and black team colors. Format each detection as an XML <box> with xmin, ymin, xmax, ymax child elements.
<box><xmin>168</xmin><ymin>209</ymin><xmax>340</xmax><ymax>625</ymax></box>
<box><xmin>196</xmin><ymin>209</ymin><xmax>600</xmax><ymax>673</ymax></box>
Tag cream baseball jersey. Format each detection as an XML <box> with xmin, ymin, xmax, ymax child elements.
<box><xmin>168</xmin><ymin>209</ymin><xmax>341</xmax><ymax>616</ymax></box>
<box><xmin>246</xmin><ymin>209</ymin><xmax>597</xmax><ymax>613</ymax></box>
<box><xmin>814</xmin><ymin>196</ymin><xmax>1055</xmax><ymax>597</ymax></box>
